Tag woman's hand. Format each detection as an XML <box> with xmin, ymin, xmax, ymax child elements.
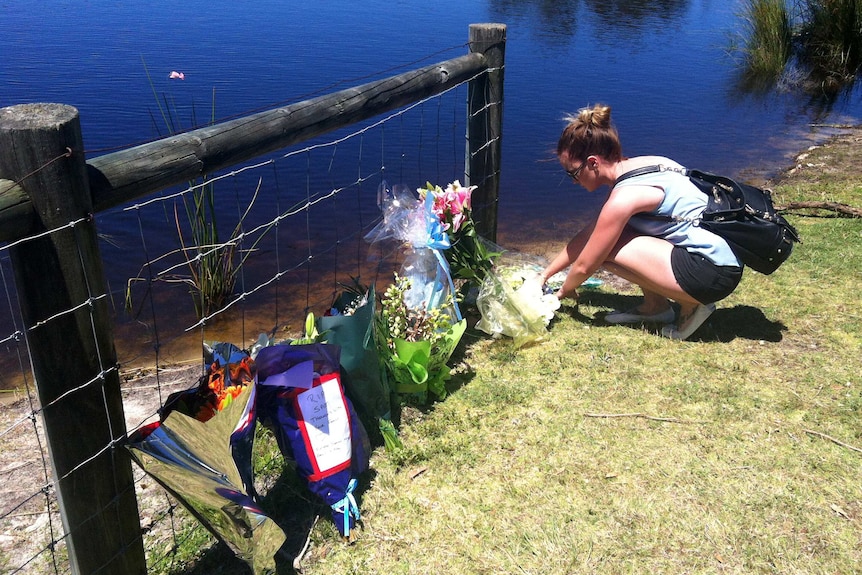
<box><xmin>555</xmin><ymin>286</ymin><xmax>579</xmax><ymax>302</ymax></box>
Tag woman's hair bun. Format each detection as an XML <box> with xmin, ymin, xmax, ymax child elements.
<box><xmin>579</xmin><ymin>104</ymin><xmax>611</xmax><ymax>129</ymax></box>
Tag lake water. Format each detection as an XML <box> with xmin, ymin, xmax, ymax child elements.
<box><xmin>1</xmin><ymin>0</ymin><xmax>861</xmax><ymax>370</ymax></box>
<box><xmin>4</xmin><ymin>0</ymin><xmax>861</xmax><ymax>236</ymax></box>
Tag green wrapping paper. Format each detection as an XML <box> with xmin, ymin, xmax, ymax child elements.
<box><xmin>317</xmin><ymin>288</ymin><xmax>401</xmax><ymax>450</ymax></box>
<box><xmin>386</xmin><ymin>318</ymin><xmax>466</xmax><ymax>399</ymax></box>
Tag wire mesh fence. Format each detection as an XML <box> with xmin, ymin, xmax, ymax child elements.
<box><xmin>0</xmin><ymin>25</ymin><xmax>504</xmax><ymax>574</ymax></box>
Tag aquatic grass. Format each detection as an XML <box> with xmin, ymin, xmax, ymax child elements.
<box><xmin>737</xmin><ymin>0</ymin><xmax>862</xmax><ymax>94</ymax></box>
<box><xmin>799</xmin><ymin>0</ymin><xmax>862</xmax><ymax>90</ymax></box>
<box><xmin>174</xmin><ymin>177</ymin><xmax>267</xmax><ymax>318</ymax></box>
<box><xmin>740</xmin><ymin>0</ymin><xmax>793</xmax><ymax>80</ymax></box>
<box><xmin>128</xmin><ymin>59</ymin><xmax>270</xmax><ymax>319</ymax></box>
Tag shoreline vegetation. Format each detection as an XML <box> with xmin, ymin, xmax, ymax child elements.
<box><xmin>738</xmin><ymin>0</ymin><xmax>862</xmax><ymax>96</ymax></box>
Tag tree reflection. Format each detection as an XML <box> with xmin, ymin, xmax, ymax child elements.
<box><xmin>488</xmin><ymin>0</ymin><xmax>691</xmax><ymax>40</ymax></box>
<box><xmin>488</xmin><ymin>0</ymin><xmax>582</xmax><ymax>42</ymax></box>
<box><xmin>583</xmin><ymin>0</ymin><xmax>689</xmax><ymax>30</ymax></box>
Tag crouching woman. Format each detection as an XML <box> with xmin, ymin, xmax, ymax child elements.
<box><xmin>541</xmin><ymin>103</ymin><xmax>743</xmax><ymax>340</ymax></box>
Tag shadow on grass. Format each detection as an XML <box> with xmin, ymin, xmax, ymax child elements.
<box><xmin>168</xmin><ymin>464</ymin><xmax>380</xmax><ymax>575</ymax></box>
<box><xmin>569</xmin><ymin>291</ymin><xmax>787</xmax><ymax>343</ymax></box>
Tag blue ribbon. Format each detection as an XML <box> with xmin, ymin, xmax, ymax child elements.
<box><xmin>422</xmin><ymin>193</ymin><xmax>451</xmax><ymax>250</ymax></box>
<box><xmin>421</xmin><ymin>194</ymin><xmax>462</xmax><ymax>321</ymax></box>
<box><xmin>331</xmin><ymin>478</ymin><xmax>360</xmax><ymax>537</ymax></box>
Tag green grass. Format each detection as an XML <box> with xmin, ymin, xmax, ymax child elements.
<box><xmin>146</xmin><ymin>139</ymin><xmax>862</xmax><ymax>575</ymax></box>
<box><xmin>294</xmin><ymin>150</ymin><xmax>861</xmax><ymax>574</ymax></box>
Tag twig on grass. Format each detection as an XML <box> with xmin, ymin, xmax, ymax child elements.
<box><xmin>779</xmin><ymin>201</ymin><xmax>862</xmax><ymax>217</ymax></box>
<box><xmin>0</xmin><ymin>461</ymin><xmax>33</xmax><ymax>475</ymax></box>
<box><xmin>804</xmin><ymin>429</ymin><xmax>862</xmax><ymax>454</ymax></box>
<box><xmin>583</xmin><ymin>412</ymin><xmax>701</xmax><ymax>424</ymax></box>
<box><xmin>293</xmin><ymin>514</ymin><xmax>320</xmax><ymax>572</ymax></box>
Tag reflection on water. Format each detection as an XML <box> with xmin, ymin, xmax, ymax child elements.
<box><xmin>489</xmin><ymin>0</ymin><xmax>692</xmax><ymax>41</ymax></box>
<box><xmin>584</xmin><ymin>0</ymin><xmax>689</xmax><ymax>29</ymax></box>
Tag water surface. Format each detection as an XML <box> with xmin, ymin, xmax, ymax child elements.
<box><xmin>1</xmin><ymin>0</ymin><xmax>860</xmax><ymax>370</ymax></box>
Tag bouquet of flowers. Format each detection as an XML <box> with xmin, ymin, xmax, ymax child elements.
<box><xmin>254</xmin><ymin>343</ymin><xmax>370</xmax><ymax>539</ymax></box>
<box><xmin>475</xmin><ymin>253</ymin><xmax>562</xmax><ymax>348</ymax></box>
<box><xmin>417</xmin><ymin>180</ymin><xmax>499</xmax><ymax>291</ymax></box>
<box><xmin>126</xmin><ymin>343</ymin><xmax>285</xmax><ymax>575</ymax></box>
<box><xmin>364</xmin><ymin>181</ymin><xmax>467</xmax><ymax>401</ymax></box>
<box><xmin>378</xmin><ymin>273</ymin><xmax>466</xmax><ymax>400</ymax></box>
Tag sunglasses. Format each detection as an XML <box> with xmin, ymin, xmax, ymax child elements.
<box><xmin>565</xmin><ymin>160</ymin><xmax>587</xmax><ymax>182</ymax></box>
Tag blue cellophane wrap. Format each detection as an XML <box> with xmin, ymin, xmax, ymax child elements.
<box><xmin>254</xmin><ymin>343</ymin><xmax>370</xmax><ymax>537</ymax></box>
<box><xmin>364</xmin><ymin>181</ymin><xmax>462</xmax><ymax>322</ymax></box>
<box><xmin>126</xmin><ymin>347</ymin><xmax>285</xmax><ymax>575</ymax></box>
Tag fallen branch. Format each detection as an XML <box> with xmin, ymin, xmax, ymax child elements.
<box><xmin>804</xmin><ymin>429</ymin><xmax>862</xmax><ymax>454</ymax></box>
<box><xmin>583</xmin><ymin>412</ymin><xmax>699</xmax><ymax>424</ymax></box>
<box><xmin>0</xmin><ymin>461</ymin><xmax>33</xmax><ymax>475</ymax></box>
<box><xmin>779</xmin><ymin>201</ymin><xmax>862</xmax><ymax>218</ymax></box>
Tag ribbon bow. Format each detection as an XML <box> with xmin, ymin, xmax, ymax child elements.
<box><xmin>331</xmin><ymin>478</ymin><xmax>361</xmax><ymax>538</ymax></box>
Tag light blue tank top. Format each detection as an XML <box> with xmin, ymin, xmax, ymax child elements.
<box><xmin>616</xmin><ymin>168</ymin><xmax>741</xmax><ymax>267</ymax></box>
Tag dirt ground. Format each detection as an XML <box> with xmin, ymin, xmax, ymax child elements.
<box><xmin>771</xmin><ymin>124</ymin><xmax>862</xmax><ymax>186</ymax></box>
<box><xmin>0</xmin><ymin>363</ymin><xmax>202</xmax><ymax>573</ymax></box>
<box><xmin>1</xmin><ymin>124</ymin><xmax>860</xmax><ymax>573</ymax></box>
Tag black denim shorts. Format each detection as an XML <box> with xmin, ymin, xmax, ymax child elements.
<box><xmin>671</xmin><ymin>247</ymin><xmax>743</xmax><ymax>304</ymax></box>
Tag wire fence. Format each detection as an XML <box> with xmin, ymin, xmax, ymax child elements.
<box><xmin>0</xmin><ymin>25</ymin><xmax>504</xmax><ymax>574</ymax></box>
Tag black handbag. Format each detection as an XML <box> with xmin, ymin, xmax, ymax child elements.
<box><xmin>615</xmin><ymin>165</ymin><xmax>801</xmax><ymax>274</ymax></box>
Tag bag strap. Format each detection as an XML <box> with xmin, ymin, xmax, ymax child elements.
<box><xmin>613</xmin><ymin>164</ymin><xmax>689</xmax><ymax>187</ymax></box>
<box><xmin>613</xmin><ymin>164</ymin><xmax>694</xmax><ymax>224</ymax></box>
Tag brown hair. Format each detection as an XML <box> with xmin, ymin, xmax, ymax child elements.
<box><xmin>556</xmin><ymin>103</ymin><xmax>623</xmax><ymax>164</ymax></box>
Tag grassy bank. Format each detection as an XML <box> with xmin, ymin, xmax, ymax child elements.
<box><xmin>159</xmin><ymin>128</ymin><xmax>862</xmax><ymax>575</ymax></box>
<box><xmin>297</xmin><ymin>130</ymin><xmax>861</xmax><ymax>575</ymax></box>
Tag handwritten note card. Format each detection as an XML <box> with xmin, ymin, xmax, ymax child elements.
<box><xmin>296</xmin><ymin>374</ymin><xmax>351</xmax><ymax>475</ymax></box>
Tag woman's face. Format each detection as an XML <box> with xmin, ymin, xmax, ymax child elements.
<box><xmin>561</xmin><ymin>153</ymin><xmax>597</xmax><ymax>192</ymax></box>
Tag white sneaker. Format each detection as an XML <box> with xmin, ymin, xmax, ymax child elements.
<box><xmin>605</xmin><ymin>306</ymin><xmax>675</xmax><ymax>325</ymax></box>
<box><xmin>661</xmin><ymin>303</ymin><xmax>716</xmax><ymax>340</ymax></box>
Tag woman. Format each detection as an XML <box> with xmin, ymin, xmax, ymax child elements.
<box><xmin>540</xmin><ymin>104</ymin><xmax>743</xmax><ymax>340</ymax></box>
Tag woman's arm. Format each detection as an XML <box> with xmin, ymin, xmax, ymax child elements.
<box><xmin>542</xmin><ymin>220</ymin><xmax>596</xmax><ymax>284</ymax></box>
<box><xmin>545</xmin><ymin>185</ymin><xmax>663</xmax><ymax>299</ymax></box>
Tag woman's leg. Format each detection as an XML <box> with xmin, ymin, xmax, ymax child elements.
<box><xmin>602</xmin><ymin>229</ymin><xmax>701</xmax><ymax>316</ymax></box>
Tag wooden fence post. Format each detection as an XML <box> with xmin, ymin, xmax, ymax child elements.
<box><xmin>467</xmin><ymin>23</ymin><xmax>506</xmax><ymax>243</ymax></box>
<box><xmin>0</xmin><ymin>104</ymin><xmax>146</xmax><ymax>575</ymax></box>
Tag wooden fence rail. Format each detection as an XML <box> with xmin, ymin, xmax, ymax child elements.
<box><xmin>0</xmin><ymin>23</ymin><xmax>504</xmax><ymax>575</ymax></box>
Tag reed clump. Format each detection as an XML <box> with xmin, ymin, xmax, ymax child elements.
<box><xmin>741</xmin><ymin>0</ymin><xmax>793</xmax><ymax>80</ymax></box>
<box><xmin>740</xmin><ymin>0</ymin><xmax>862</xmax><ymax>94</ymax></box>
<box><xmin>126</xmin><ymin>59</ymin><xmax>269</xmax><ymax>320</ymax></box>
